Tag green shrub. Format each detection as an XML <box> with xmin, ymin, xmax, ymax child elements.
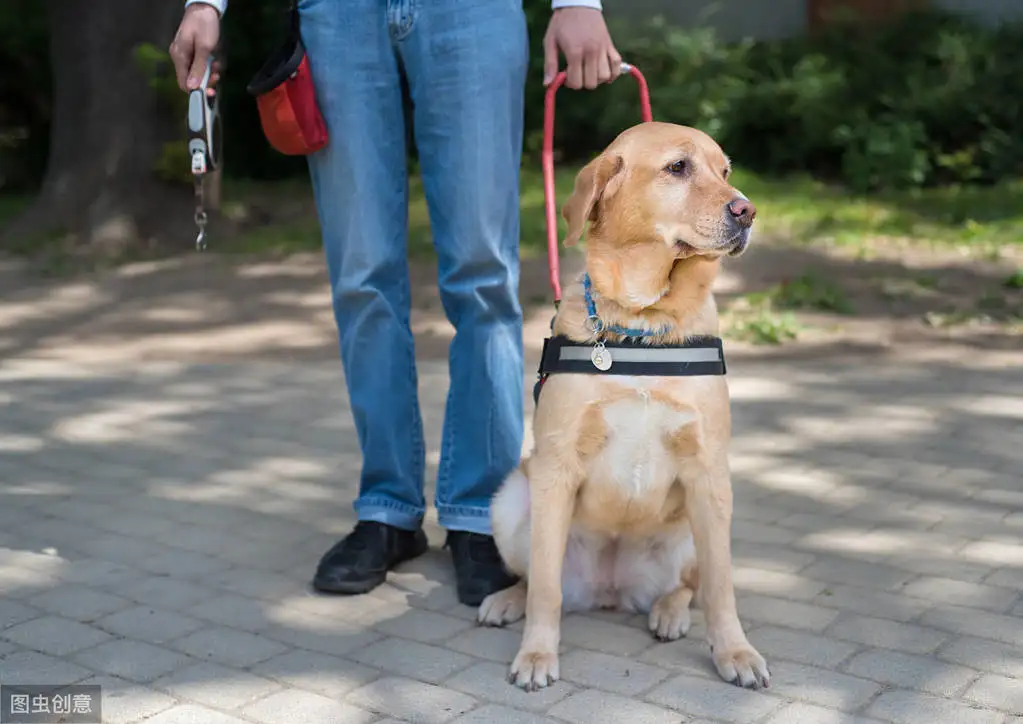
<box><xmin>1</xmin><ymin>3</ymin><xmax>1021</xmax><ymax>192</ymax></box>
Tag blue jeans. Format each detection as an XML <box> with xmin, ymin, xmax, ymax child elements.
<box><xmin>299</xmin><ymin>0</ymin><xmax>527</xmax><ymax>535</ymax></box>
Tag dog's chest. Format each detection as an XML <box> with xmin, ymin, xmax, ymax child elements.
<box><xmin>578</xmin><ymin>387</ymin><xmax>695</xmax><ymax>529</ymax></box>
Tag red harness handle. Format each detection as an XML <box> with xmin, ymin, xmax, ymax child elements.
<box><xmin>542</xmin><ymin>62</ymin><xmax>653</xmax><ymax>305</ymax></box>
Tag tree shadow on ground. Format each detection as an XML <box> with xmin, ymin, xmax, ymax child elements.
<box><xmin>0</xmin><ymin>235</ymin><xmax>1019</xmax><ymax>371</ymax></box>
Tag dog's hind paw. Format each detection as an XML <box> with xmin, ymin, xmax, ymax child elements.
<box><xmin>648</xmin><ymin>586</ymin><xmax>694</xmax><ymax>641</ymax></box>
<box><xmin>477</xmin><ymin>581</ymin><xmax>526</xmax><ymax>627</ymax></box>
<box><xmin>648</xmin><ymin>592</ymin><xmax>692</xmax><ymax>641</ymax></box>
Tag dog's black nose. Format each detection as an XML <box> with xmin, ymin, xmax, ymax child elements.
<box><xmin>727</xmin><ymin>198</ymin><xmax>756</xmax><ymax>228</ymax></box>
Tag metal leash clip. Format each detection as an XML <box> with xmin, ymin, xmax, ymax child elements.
<box><xmin>187</xmin><ymin>56</ymin><xmax>221</xmax><ymax>250</ymax></box>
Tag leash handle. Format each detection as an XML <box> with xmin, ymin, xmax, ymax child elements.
<box><xmin>542</xmin><ymin>62</ymin><xmax>653</xmax><ymax>304</ymax></box>
<box><xmin>187</xmin><ymin>55</ymin><xmax>220</xmax><ymax>250</ymax></box>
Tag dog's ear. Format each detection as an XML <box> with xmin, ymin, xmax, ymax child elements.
<box><xmin>562</xmin><ymin>153</ymin><xmax>624</xmax><ymax>246</ymax></box>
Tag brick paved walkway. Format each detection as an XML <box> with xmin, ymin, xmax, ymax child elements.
<box><xmin>2</xmin><ymin>259</ymin><xmax>1022</xmax><ymax>723</ymax></box>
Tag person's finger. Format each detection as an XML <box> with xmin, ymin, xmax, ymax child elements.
<box><xmin>564</xmin><ymin>48</ymin><xmax>584</xmax><ymax>90</ymax></box>
<box><xmin>169</xmin><ymin>36</ymin><xmax>193</xmax><ymax>91</ymax></box>
<box><xmin>595</xmin><ymin>51</ymin><xmax>612</xmax><ymax>86</ymax></box>
<box><xmin>543</xmin><ymin>30</ymin><xmax>559</xmax><ymax>86</ymax></box>
<box><xmin>187</xmin><ymin>44</ymin><xmax>211</xmax><ymax>90</ymax></box>
<box><xmin>582</xmin><ymin>48</ymin><xmax>599</xmax><ymax>89</ymax></box>
<box><xmin>608</xmin><ymin>46</ymin><xmax>623</xmax><ymax>82</ymax></box>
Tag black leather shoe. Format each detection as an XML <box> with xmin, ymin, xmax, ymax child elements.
<box><xmin>445</xmin><ymin>531</ymin><xmax>519</xmax><ymax>606</ymax></box>
<box><xmin>313</xmin><ymin>521</ymin><xmax>428</xmax><ymax>595</ymax></box>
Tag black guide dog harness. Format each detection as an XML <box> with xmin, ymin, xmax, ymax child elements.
<box><xmin>532</xmin><ymin>274</ymin><xmax>728</xmax><ymax>405</ymax></box>
<box><xmin>533</xmin><ymin>334</ymin><xmax>727</xmax><ymax>405</ymax></box>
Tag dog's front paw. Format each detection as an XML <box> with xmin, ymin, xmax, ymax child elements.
<box><xmin>477</xmin><ymin>583</ymin><xmax>526</xmax><ymax>627</ymax></box>
<box><xmin>509</xmin><ymin>648</ymin><xmax>559</xmax><ymax>692</ymax></box>
<box><xmin>648</xmin><ymin>591</ymin><xmax>692</xmax><ymax>641</ymax></box>
<box><xmin>712</xmin><ymin>641</ymin><xmax>770</xmax><ymax>689</ymax></box>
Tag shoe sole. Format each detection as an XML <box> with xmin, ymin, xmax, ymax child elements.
<box><xmin>312</xmin><ymin>533</ymin><xmax>429</xmax><ymax>595</ymax></box>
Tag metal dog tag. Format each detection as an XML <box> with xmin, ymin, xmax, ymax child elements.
<box><xmin>591</xmin><ymin>342</ymin><xmax>612</xmax><ymax>371</ymax></box>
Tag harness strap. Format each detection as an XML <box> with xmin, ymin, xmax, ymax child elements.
<box><xmin>533</xmin><ymin>335</ymin><xmax>727</xmax><ymax>405</ymax></box>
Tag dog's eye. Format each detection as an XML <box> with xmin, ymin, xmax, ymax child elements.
<box><xmin>666</xmin><ymin>160</ymin><xmax>687</xmax><ymax>176</ymax></box>
<box><xmin>723</xmin><ymin>168</ymin><xmax>731</xmax><ymax>180</ymax></box>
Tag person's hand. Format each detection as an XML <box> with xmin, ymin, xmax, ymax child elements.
<box><xmin>543</xmin><ymin>7</ymin><xmax>622</xmax><ymax>90</ymax></box>
<box><xmin>169</xmin><ymin>4</ymin><xmax>222</xmax><ymax>94</ymax></box>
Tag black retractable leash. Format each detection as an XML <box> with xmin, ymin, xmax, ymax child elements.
<box><xmin>187</xmin><ymin>56</ymin><xmax>221</xmax><ymax>250</ymax></box>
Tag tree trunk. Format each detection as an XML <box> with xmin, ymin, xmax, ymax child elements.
<box><xmin>3</xmin><ymin>0</ymin><xmax>204</xmax><ymax>253</ymax></box>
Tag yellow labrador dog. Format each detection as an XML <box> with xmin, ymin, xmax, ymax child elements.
<box><xmin>478</xmin><ymin>122</ymin><xmax>770</xmax><ymax>692</ymax></box>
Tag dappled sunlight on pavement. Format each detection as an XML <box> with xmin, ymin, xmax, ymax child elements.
<box><xmin>1</xmin><ymin>254</ymin><xmax>1022</xmax><ymax>722</ymax></box>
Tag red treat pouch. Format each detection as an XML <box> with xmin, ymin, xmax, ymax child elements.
<box><xmin>246</xmin><ymin>7</ymin><xmax>327</xmax><ymax>156</ymax></box>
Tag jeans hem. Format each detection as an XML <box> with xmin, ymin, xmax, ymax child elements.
<box><xmin>437</xmin><ymin>504</ymin><xmax>492</xmax><ymax>535</ymax></box>
<box><xmin>355</xmin><ymin>497</ymin><xmax>425</xmax><ymax>532</ymax></box>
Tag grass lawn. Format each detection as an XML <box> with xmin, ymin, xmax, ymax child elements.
<box><xmin>2</xmin><ymin>166</ymin><xmax>1020</xmax><ymax>260</ymax></box>
<box><xmin>218</xmin><ymin>165</ymin><xmax>1023</xmax><ymax>258</ymax></box>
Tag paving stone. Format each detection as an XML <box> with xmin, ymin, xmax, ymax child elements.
<box><xmin>0</xmin><ymin>650</ymin><xmax>92</xmax><ymax>685</ymax></box>
<box><xmin>731</xmin><ymin>521</ymin><xmax>801</xmax><ymax>546</ymax></box>
<box><xmin>644</xmin><ymin>673</ymin><xmax>783</xmax><ymax>722</ymax></box>
<box><xmin>0</xmin><ymin>599</ymin><xmax>42</xmax><ymax>629</ymax></box>
<box><xmin>939</xmin><ymin>636</ymin><xmax>1023</xmax><ymax>679</ymax></box>
<box><xmin>827</xmin><ymin>615</ymin><xmax>949</xmax><ymax>655</ymax></box>
<box><xmin>866</xmin><ymin>689</ymin><xmax>1005</xmax><ymax>724</ymax></box>
<box><xmin>733</xmin><ymin>567</ymin><xmax>830</xmax><ymax>600</ymax></box>
<box><xmin>1</xmin><ymin>615</ymin><xmax>111</xmax><ymax>656</ymax></box>
<box><xmin>636</xmin><ymin>640</ymin><xmax>722</xmax><ymax>681</ymax></box>
<box><xmin>444</xmin><ymin>660</ymin><xmax>575</xmax><ymax>713</ymax></box>
<box><xmin>812</xmin><ymin>584</ymin><xmax>932</xmax><ymax>623</ymax></box>
<box><xmin>764</xmin><ymin>661</ymin><xmax>882</xmax><ymax>711</ymax></box>
<box><xmin>891</xmin><ymin>556</ymin><xmax>996</xmax><ymax>584</ymax></box>
<box><xmin>843</xmin><ymin>648</ymin><xmax>979</xmax><ymax>697</ymax></box>
<box><xmin>748</xmin><ymin>626</ymin><xmax>858</xmax><ymax>668</ymax></box>
<box><xmin>140</xmin><ymin>704</ymin><xmax>253</xmax><ymax>724</ymax></box>
<box><xmin>241</xmin><ymin>689</ymin><xmax>377</xmax><ymax>724</ymax></box>
<box><xmin>206</xmin><ymin>567</ymin><xmax>305</xmax><ymax>602</ymax></box>
<box><xmin>350</xmin><ymin>637</ymin><xmax>472</xmax><ymax>685</ymax></box>
<box><xmin>153</xmin><ymin>661</ymin><xmax>281</xmax><ymax>709</ymax></box>
<box><xmin>73</xmin><ymin>639</ymin><xmax>193</xmax><ymax>683</ymax></box>
<box><xmin>801</xmin><ymin>559</ymin><xmax>916</xmax><ymax>590</ymax></box>
<box><xmin>737</xmin><ymin>595</ymin><xmax>840</xmax><ymax>632</ymax></box>
<box><xmin>921</xmin><ymin>605</ymin><xmax>1023</xmax><ymax>647</ymax></box>
<box><xmin>78</xmin><ymin>675</ymin><xmax>177</xmax><ymax>724</ymax></box>
<box><xmin>186</xmin><ymin>592</ymin><xmax>273</xmax><ymax>632</ymax></box>
<box><xmin>451</xmin><ymin>704</ymin><xmax>554</xmax><ymax>724</ymax></box>
<box><xmin>559</xmin><ymin>614</ymin><xmax>657</xmax><ymax>656</ymax></box>
<box><xmin>446</xmin><ymin>626</ymin><xmax>522</xmax><ymax>663</ymax></box>
<box><xmin>558</xmin><ymin>650</ymin><xmax>670</xmax><ymax>696</ymax></box>
<box><xmin>373</xmin><ymin>608</ymin><xmax>474</xmax><ymax>644</ymax></box>
<box><xmin>733</xmin><ymin>542</ymin><xmax>818</xmax><ymax>573</ymax></box>
<box><xmin>114</xmin><ymin>576</ymin><xmax>219</xmax><ymax>610</ymax></box>
<box><xmin>961</xmin><ymin>540</ymin><xmax>1023</xmax><ymax>567</ymax></box>
<box><xmin>964</xmin><ymin>674</ymin><xmax>1023</xmax><ymax>716</ymax></box>
<box><xmin>96</xmin><ymin>605</ymin><xmax>205</xmax><ymax>644</ymax></box>
<box><xmin>762</xmin><ymin>702</ymin><xmax>884</xmax><ymax>723</ymax></box>
<box><xmin>986</xmin><ymin>566</ymin><xmax>1023</xmax><ymax>591</ymax></box>
<box><xmin>548</xmin><ymin>688</ymin><xmax>686</xmax><ymax>724</ymax></box>
<box><xmin>345</xmin><ymin>676</ymin><xmax>477</xmax><ymax>724</ymax></box>
<box><xmin>250</xmin><ymin>648</ymin><xmax>379</xmax><ymax>699</ymax></box>
<box><xmin>27</xmin><ymin>586</ymin><xmax>132</xmax><ymax>622</ymax></box>
<box><xmin>902</xmin><ymin>576</ymin><xmax>1018</xmax><ymax>613</ymax></box>
<box><xmin>170</xmin><ymin>626</ymin><xmax>288</xmax><ymax>667</ymax></box>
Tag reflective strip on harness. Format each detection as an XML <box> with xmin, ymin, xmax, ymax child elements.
<box><xmin>556</xmin><ymin>345</ymin><xmax>722</xmax><ymax>365</ymax></box>
<box><xmin>538</xmin><ymin>335</ymin><xmax>727</xmax><ymax>379</ymax></box>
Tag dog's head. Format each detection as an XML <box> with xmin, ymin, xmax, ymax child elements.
<box><xmin>562</xmin><ymin>122</ymin><xmax>754</xmax><ymax>309</ymax></box>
